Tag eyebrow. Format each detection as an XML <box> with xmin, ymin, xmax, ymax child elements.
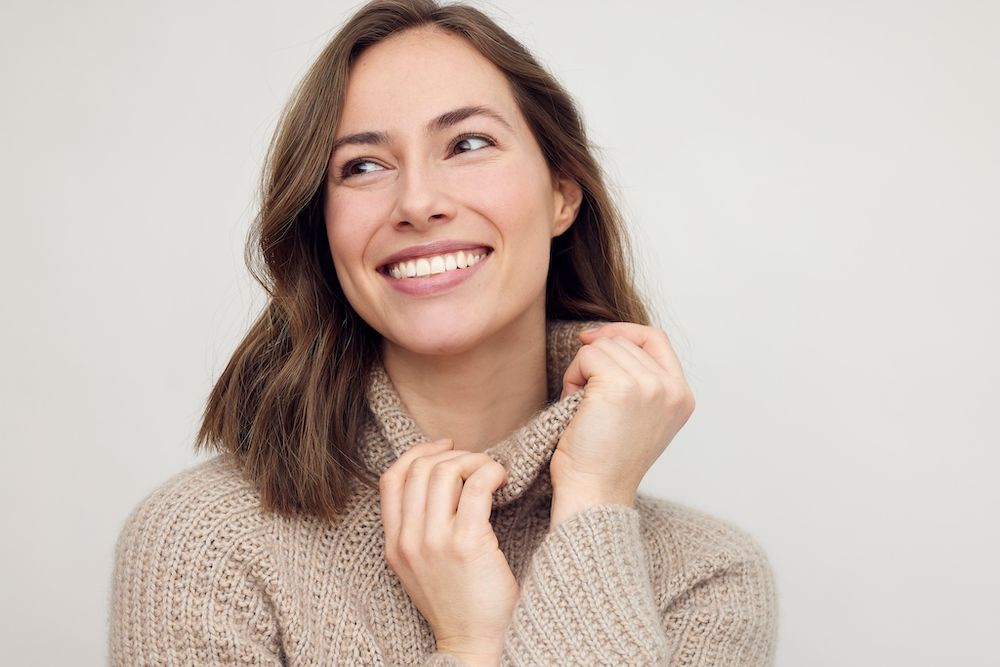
<box><xmin>331</xmin><ymin>105</ymin><xmax>513</xmax><ymax>155</ymax></box>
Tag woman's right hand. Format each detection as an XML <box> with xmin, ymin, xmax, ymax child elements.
<box><xmin>379</xmin><ymin>439</ymin><xmax>520</xmax><ymax>667</ymax></box>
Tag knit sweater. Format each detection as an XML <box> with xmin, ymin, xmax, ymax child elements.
<box><xmin>109</xmin><ymin>319</ymin><xmax>778</xmax><ymax>666</ymax></box>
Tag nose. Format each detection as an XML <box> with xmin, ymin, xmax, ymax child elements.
<box><xmin>389</xmin><ymin>162</ymin><xmax>456</xmax><ymax>231</ymax></box>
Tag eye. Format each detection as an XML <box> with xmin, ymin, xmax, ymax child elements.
<box><xmin>341</xmin><ymin>159</ymin><xmax>386</xmax><ymax>179</ymax></box>
<box><xmin>451</xmin><ymin>134</ymin><xmax>495</xmax><ymax>155</ymax></box>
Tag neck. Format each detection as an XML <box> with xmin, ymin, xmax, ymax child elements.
<box><xmin>380</xmin><ymin>312</ymin><xmax>549</xmax><ymax>454</ymax></box>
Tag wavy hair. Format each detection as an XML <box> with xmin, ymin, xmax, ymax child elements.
<box><xmin>195</xmin><ymin>0</ymin><xmax>650</xmax><ymax>520</ymax></box>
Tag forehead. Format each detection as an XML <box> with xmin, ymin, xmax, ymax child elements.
<box><xmin>338</xmin><ymin>27</ymin><xmax>520</xmax><ymax>132</ymax></box>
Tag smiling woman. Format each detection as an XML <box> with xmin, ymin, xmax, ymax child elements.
<box><xmin>109</xmin><ymin>1</ymin><xmax>778</xmax><ymax>665</ymax></box>
<box><xmin>325</xmin><ymin>27</ymin><xmax>582</xmax><ymax>361</ymax></box>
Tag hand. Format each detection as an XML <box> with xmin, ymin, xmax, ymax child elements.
<box><xmin>551</xmin><ymin>323</ymin><xmax>695</xmax><ymax>515</ymax></box>
<box><xmin>380</xmin><ymin>439</ymin><xmax>520</xmax><ymax>666</ymax></box>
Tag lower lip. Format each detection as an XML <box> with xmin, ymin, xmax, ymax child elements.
<box><xmin>380</xmin><ymin>252</ymin><xmax>492</xmax><ymax>297</ymax></box>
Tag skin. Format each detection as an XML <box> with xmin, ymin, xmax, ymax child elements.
<box><xmin>324</xmin><ymin>26</ymin><xmax>695</xmax><ymax>667</ymax></box>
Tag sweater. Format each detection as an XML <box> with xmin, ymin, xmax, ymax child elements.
<box><xmin>109</xmin><ymin>319</ymin><xmax>778</xmax><ymax>666</ymax></box>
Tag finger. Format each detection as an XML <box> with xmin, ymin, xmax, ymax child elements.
<box><xmin>453</xmin><ymin>460</ymin><xmax>509</xmax><ymax>539</ymax></box>
<box><xmin>579</xmin><ymin>322</ymin><xmax>684</xmax><ymax>378</ymax></box>
<box><xmin>380</xmin><ymin>439</ymin><xmax>453</xmax><ymax>551</ymax></box>
<box><xmin>423</xmin><ymin>453</ymin><xmax>498</xmax><ymax>535</ymax></box>
<box><xmin>560</xmin><ymin>341</ymin><xmax>628</xmax><ymax>400</ymax></box>
<box><xmin>590</xmin><ymin>335</ymin><xmax>664</xmax><ymax>384</ymax></box>
<box><xmin>398</xmin><ymin>449</ymin><xmax>469</xmax><ymax>549</ymax></box>
<box><xmin>606</xmin><ymin>335</ymin><xmax>668</xmax><ymax>376</ymax></box>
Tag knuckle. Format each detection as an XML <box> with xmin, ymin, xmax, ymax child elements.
<box><xmin>664</xmin><ymin>382</ymin><xmax>689</xmax><ymax>405</ymax></box>
<box><xmin>463</xmin><ymin>475</ymin><xmax>494</xmax><ymax>495</ymax></box>
<box><xmin>430</xmin><ymin>459</ymin><xmax>460</xmax><ymax>480</ymax></box>
<box><xmin>408</xmin><ymin>457</ymin><xmax>433</xmax><ymax>475</ymax></box>
<box><xmin>397</xmin><ymin>536</ymin><xmax>421</xmax><ymax>560</ymax></box>
<box><xmin>474</xmin><ymin>453</ymin><xmax>497</xmax><ymax>467</ymax></box>
<box><xmin>682</xmin><ymin>388</ymin><xmax>696</xmax><ymax>414</ymax></box>
<box><xmin>423</xmin><ymin>531</ymin><xmax>448</xmax><ymax>553</ymax></box>
<box><xmin>666</xmin><ymin>385</ymin><xmax>695</xmax><ymax>415</ymax></box>
<box><xmin>638</xmin><ymin>377</ymin><xmax>663</xmax><ymax>400</ymax></box>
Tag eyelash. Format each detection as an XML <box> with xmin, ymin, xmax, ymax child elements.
<box><xmin>338</xmin><ymin>132</ymin><xmax>498</xmax><ymax>180</ymax></box>
<box><xmin>451</xmin><ymin>132</ymin><xmax>497</xmax><ymax>155</ymax></box>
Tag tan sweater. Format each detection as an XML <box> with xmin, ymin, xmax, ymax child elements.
<box><xmin>110</xmin><ymin>319</ymin><xmax>778</xmax><ymax>666</ymax></box>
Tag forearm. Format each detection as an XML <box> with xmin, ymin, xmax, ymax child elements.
<box><xmin>502</xmin><ymin>502</ymin><xmax>669</xmax><ymax>666</ymax></box>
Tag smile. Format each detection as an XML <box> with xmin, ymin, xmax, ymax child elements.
<box><xmin>383</xmin><ymin>249</ymin><xmax>491</xmax><ymax>280</ymax></box>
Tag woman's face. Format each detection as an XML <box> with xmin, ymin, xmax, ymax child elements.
<box><xmin>324</xmin><ymin>27</ymin><xmax>581</xmax><ymax>357</ymax></box>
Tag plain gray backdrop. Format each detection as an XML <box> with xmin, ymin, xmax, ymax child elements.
<box><xmin>2</xmin><ymin>1</ymin><xmax>997</xmax><ymax>664</ymax></box>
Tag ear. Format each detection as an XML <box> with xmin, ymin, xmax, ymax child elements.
<box><xmin>550</xmin><ymin>174</ymin><xmax>583</xmax><ymax>238</ymax></box>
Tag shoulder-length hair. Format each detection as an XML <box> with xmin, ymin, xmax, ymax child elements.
<box><xmin>195</xmin><ymin>0</ymin><xmax>650</xmax><ymax>521</ymax></box>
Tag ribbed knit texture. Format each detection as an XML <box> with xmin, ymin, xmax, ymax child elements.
<box><xmin>109</xmin><ymin>319</ymin><xmax>778</xmax><ymax>666</ymax></box>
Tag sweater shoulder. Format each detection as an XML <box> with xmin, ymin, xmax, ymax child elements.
<box><xmin>109</xmin><ymin>457</ymin><xmax>290</xmax><ymax>663</ymax></box>
<box><xmin>113</xmin><ymin>453</ymin><xmax>268</xmax><ymax>563</ymax></box>
<box><xmin>634</xmin><ymin>493</ymin><xmax>775</xmax><ymax>600</ymax></box>
<box><xmin>636</xmin><ymin>492</ymin><xmax>769</xmax><ymax>560</ymax></box>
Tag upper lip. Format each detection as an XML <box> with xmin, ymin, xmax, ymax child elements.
<box><xmin>378</xmin><ymin>240</ymin><xmax>493</xmax><ymax>270</ymax></box>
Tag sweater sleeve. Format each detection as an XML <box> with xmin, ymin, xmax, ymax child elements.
<box><xmin>499</xmin><ymin>503</ymin><xmax>778</xmax><ymax>666</ymax></box>
<box><xmin>109</xmin><ymin>494</ymin><xmax>285</xmax><ymax>666</ymax></box>
<box><xmin>500</xmin><ymin>503</ymin><xmax>670</xmax><ymax>666</ymax></box>
<box><xmin>422</xmin><ymin>651</ymin><xmax>478</xmax><ymax>666</ymax></box>
<box><xmin>660</xmin><ymin>536</ymin><xmax>778</xmax><ymax>666</ymax></box>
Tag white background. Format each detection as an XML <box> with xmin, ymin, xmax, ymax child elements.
<box><xmin>2</xmin><ymin>1</ymin><xmax>998</xmax><ymax>664</ymax></box>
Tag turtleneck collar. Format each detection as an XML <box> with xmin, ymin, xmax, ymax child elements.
<box><xmin>358</xmin><ymin>319</ymin><xmax>609</xmax><ymax>508</ymax></box>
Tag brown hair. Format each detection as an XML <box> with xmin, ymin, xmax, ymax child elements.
<box><xmin>195</xmin><ymin>0</ymin><xmax>650</xmax><ymax>521</ymax></box>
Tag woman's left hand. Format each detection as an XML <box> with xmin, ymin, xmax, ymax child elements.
<box><xmin>550</xmin><ymin>322</ymin><xmax>695</xmax><ymax>520</ymax></box>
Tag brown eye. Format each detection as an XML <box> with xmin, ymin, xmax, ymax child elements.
<box><xmin>452</xmin><ymin>135</ymin><xmax>494</xmax><ymax>155</ymax></box>
<box><xmin>342</xmin><ymin>159</ymin><xmax>385</xmax><ymax>179</ymax></box>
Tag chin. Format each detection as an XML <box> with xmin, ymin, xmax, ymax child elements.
<box><xmin>380</xmin><ymin>315</ymin><xmax>496</xmax><ymax>357</ymax></box>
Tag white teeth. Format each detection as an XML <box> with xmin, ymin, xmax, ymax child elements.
<box><xmin>385</xmin><ymin>250</ymin><xmax>489</xmax><ymax>279</ymax></box>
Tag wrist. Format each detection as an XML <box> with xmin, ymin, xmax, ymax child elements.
<box><xmin>549</xmin><ymin>487</ymin><xmax>636</xmax><ymax>531</ymax></box>
<box><xmin>437</xmin><ymin>647</ymin><xmax>500</xmax><ymax>667</ymax></box>
<box><xmin>437</xmin><ymin>639</ymin><xmax>502</xmax><ymax>667</ymax></box>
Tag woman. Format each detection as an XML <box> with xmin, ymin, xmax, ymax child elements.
<box><xmin>110</xmin><ymin>1</ymin><xmax>778</xmax><ymax>665</ymax></box>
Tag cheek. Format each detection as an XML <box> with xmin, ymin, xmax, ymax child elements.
<box><xmin>324</xmin><ymin>194</ymin><xmax>373</xmax><ymax>262</ymax></box>
<box><xmin>457</xmin><ymin>161</ymin><xmax>554</xmax><ymax>238</ymax></box>
<box><xmin>323</xmin><ymin>199</ymin><xmax>374</xmax><ymax>295</ymax></box>
<box><xmin>457</xmin><ymin>168</ymin><xmax>555</xmax><ymax>292</ymax></box>
<box><xmin>322</xmin><ymin>198</ymin><xmax>385</xmax><ymax>322</ymax></box>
